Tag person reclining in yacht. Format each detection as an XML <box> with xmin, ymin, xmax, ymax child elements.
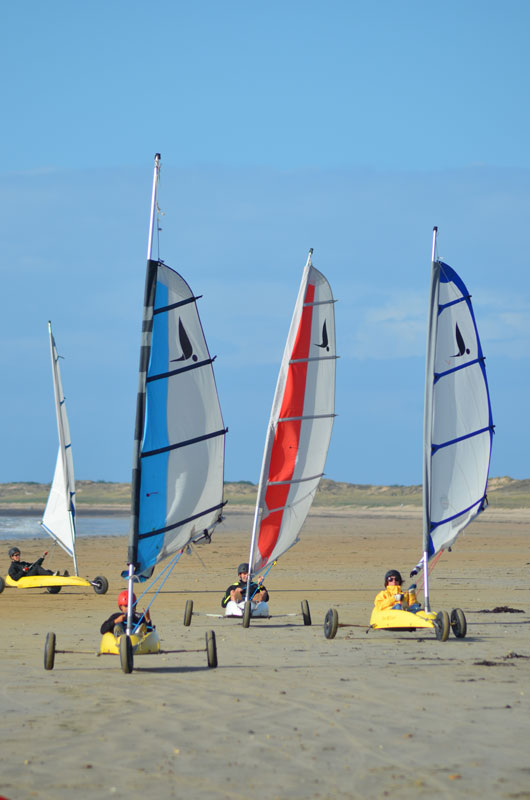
<box><xmin>373</xmin><ymin>569</ymin><xmax>420</xmax><ymax>613</ymax></box>
<box><xmin>222</xmin><ymin>562</ymin><xmax>269</xmax><ymax>617</ymax></box>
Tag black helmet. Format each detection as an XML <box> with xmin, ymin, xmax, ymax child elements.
<box><xmin>384</xmin><ymin>569</ymin><xmax>402</xmax><ymax>586</ymax></box>
<box><xmin>8</xmin><ymin>547</ymin><xmax>21</xmax><ymax>557</ymax></box>
<box><xmin>237</xmin><ymin>562</ymin><xmax>249</xmax><ymax>574</ymax></box>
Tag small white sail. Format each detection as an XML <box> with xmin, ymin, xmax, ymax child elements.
<box><xmin>41</xmin><ymin>322</ymin><xmax>77</xmax><ymax>567</ymax></box>
<box><xmin>129</xmin><ymin>156</ymin><xmax>227</xmax><ymax>579</ymax></box>
<box><xmin>421</xmin><ymin>237</ymin><xmax>493</xmax><ymax>571</ymax></box>
<box><xmin>249</xmin><ymin>251</ymin><xmax>337</xmax><ymax>574</ymax></box>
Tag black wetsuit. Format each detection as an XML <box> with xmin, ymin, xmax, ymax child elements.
<box><xmin>100</xmin><ymin>611</ymin><xmax>153</xmax><ymax>635</ymax></box>
<box><xmin>221</xmin><ymin>580</ymin><xmax>269</xmax><ymax>608</ymax></box>
<box><xmin>8</xmin><ymin>558</ymin><xmax>54</xmax><ymax>581</ymax></box>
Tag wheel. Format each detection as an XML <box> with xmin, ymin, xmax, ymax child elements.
<box><xmin>0</xmin><ymin>576</ymin><xmax>5</xmax><ymax>593</ymax></box>
<box><xmin>206</xmin><ymin>630</ymin><xmax>218</xmax><ymax>668</ymax></box>
<box><xmin>450</xmin><ymin>608</ymin><xmax>467</xmax><ymax>638</ymax></box>
<box><xmin>183</xmin><ymin>599</ymin><xmax>193</xmax><ymax>626</ymax></box>
<box><xmin>301</xmin><ymin>599</ymin><xmax>312</xmax><ymax>626</ymax></box>
<box><xmin>46</xmin><ymin>585</ymin><xmax>62</xmax><ymax>594</ymax></box>
<box><xmin>119</xmin><ymin>634</ymin><xmax>134</xmax><ymax>674</ymax></box>
<box><xmin>92</xmin><ymin>576</ymin><xmax>109</xmax><ymax>595</ymax></box>
<box><xmin>44</xmin><ymin>632</ymin><xmax>56</xmax><ymax>670</ymax></box>
<box><xmin>324</xmin><ymin>608</ymin><xmax>339</xmax><ymax>639</ymax></box>
<box><xmin>434</xmin><ymin>610</ymin><xmax>450</xmax><ymax>641</ymax></box>
<box><xmin>242</xmin><ymin>600</ymin><xmax>251</xmax><ymax>628</ymax></box>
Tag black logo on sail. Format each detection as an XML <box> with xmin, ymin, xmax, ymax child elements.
<box><xmin>452</xmin><ymin>323</ymin><xmax>470</xmax><ymax>357</ymax></box>
<box><xmin>171</xmin><ymin>319</ymin><xmax>198</xmax><ymax>362</ymax></box>
<box><xmin>316</xmin><ymin>320</ymin><xmax>330</xmax><ymax>352</ymax></box>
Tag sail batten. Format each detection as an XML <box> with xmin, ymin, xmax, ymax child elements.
<box><xmin>248</xmin><ymin>255</ymin><xmax>336</xmax><ymax>574</ymax></box>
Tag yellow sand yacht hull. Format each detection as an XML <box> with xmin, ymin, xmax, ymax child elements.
<box><xmin>99</xmin><ymin>629</ymin><xmax>161</xmax><ymax>656</ymax></box>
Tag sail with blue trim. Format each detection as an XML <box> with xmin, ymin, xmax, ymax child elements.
<box><xmin>41</xmin><ymin>322</ymin><xmax>77</xmax><ymax>566</ymax></box>
<box><xmin>128</xmin><ymin>259</ymin><xmax>227</xmax><ymax>577</ymax></box>
<box><xmin>422</xmin><ymin>256</ymin><xmax>494</xmax><ymax>565</ymax></box>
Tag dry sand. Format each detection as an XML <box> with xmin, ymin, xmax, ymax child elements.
<box><xmin>1</xmin><ymin>507</ymin><xmax>529</xmax><ymax>800</ymax></box>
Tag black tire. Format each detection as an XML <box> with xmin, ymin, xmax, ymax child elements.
<box><xmin>301</xmin><ymin>599</ymin><xmax>312</xmax><ymax>626</ymax></box>
<box><xmin>206</xmin><ymin>630</ymin><xmax>218</xmax><ymax>668</ymax></box>
<box><xmin>450</xmin><ymin>608</ymin><xmax>467</xmax><ymax>638</ymax></box>
<box><xmin>242</xmin><ymin>600</ymin><xmax>251</xmax><ymax>628</ymax></box>
<box><xmin>434</xmin><ymin>610</ymin><xmax>450</xmax><ymax>642</ymax></box>
<box><xmin>0</xmin><ymin>576</ymin><xmax>5</xmax><ymax>594</ymax></box>
<box><xmin>44</xmin><ymin>632</ymin><xmax>56</xmax><ymax>670</ymax></box>
<box><xmin>183</xmin><ymin>599</ymin><xmax>193</xmax><ymax>626</ymax></box>
<box><xmin>324</xmin><ymin>608</ymin><xmax>339</xmax><ymax>639</ymax></box>
<box><xmin>119</xmin><ymin>634</ymin><xmax>134</xmax><ymax>674</ymax></box>
<box><xmin>92</xmin><ymin>576</ymin><xmax>109</xmax><ymax>595</ymax></box>
<box><xmin>46</xmin><ymin>585</ymin><xmax>62</xmax><ymax>594</ymax></box>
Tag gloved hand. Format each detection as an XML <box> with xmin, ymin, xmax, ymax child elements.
<box><xmin>394</xmin><ymin>593</ymin><xmax>403</xmax><ymax>602</ymax></box>
<box><xmin>410</xmin><ymin>568</ymin><xmax>418</xmax><ymax>577</ymax></box>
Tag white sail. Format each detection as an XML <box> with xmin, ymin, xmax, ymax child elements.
<box><xmin>41</xmin><ymin>322</ymin><xmax>77</xmax><ymax>566</ymax></box>
<box><xmin>422</xmin><ymin>250</ymin><xmax>493</xmax><ymax>566</ymax></box>
<box><xmin>249</xmin><ymin>252</ymin><xmax>337</xmax><ymax>574</ymax></box>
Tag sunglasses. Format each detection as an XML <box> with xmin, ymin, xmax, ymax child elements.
<box><xmin>386</xmin><ymin>577</ymin><xmax>398</xmax><ymax>583</ymax></box>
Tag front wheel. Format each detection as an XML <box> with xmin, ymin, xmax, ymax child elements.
<box><xmin>183</xmin><ymin>599</ymin><xmax>193</xmax><ymax>626</ymax></box>
<box><xmin>92</xmin><ymin>576</ymin><xmax>109</xmax><ymax>595</ymax></box>
<box><xmin>46</xmin><ymin>585</ymin><xmax>61</xmax><ymax>594</ymax></box>
<box><xmin>119</xmin><ymin>635</ymin><xmax>134</xmax><ymax>674</ymax></box>
<box><xmin>450</xmin><ymin>608</ymin><xmax>467</xmax><ymax>638</ymax></box>
<box><xmin>242</xmin><ymin>601</ymin><xmax>251</xmax><ymax>628</ymax></box>
<box><xmin>324</xmin><ymin>608</ymin><xmax>339</xmax><ymax>639</ymax></box>
<box><xmin>434</xmin><ymin>610</ymin><xmax>450</xmax><ymax>642</ymax></box>
<box><xmin>206</xmin><ymin>630</ymin><xmax>218</xmax><ymax>668</ymax></box>
<box><xmin>301</xmin><ymin>599</ymin><xmax>312</xmax><ymax>626</ymax></box>
<box><xmin>44</xmin><ymin>632</ymin><xmax>56</xmax><ymax>670</ymax></box>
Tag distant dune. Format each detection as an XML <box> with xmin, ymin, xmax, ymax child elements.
<box><xmin>0</xmin><ymin>476</ymin><xmax>528</xmax><ymax>511</ymax></box>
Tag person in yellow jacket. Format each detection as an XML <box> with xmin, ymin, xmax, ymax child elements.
<box><xmin>373</xmin><ymin>569</ymin><xmax>420</xmax><ymax>612</ymax></box>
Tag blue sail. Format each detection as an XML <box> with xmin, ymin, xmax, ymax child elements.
<box><xmin>128</xmin><ymin>260</ymin><xmax>227</xmax><ymax>577</ymax></box>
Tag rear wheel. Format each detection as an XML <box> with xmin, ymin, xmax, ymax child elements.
<box><xmin>450</xmin><ymin>608</ymin><xmax>467</xmax><ymax>638</ymax></box>
<box><xmin>206</xmin><ymin>630</ymin><xmax>217</xmax><ymax>668</ymax></box>
<box><xmin>434</xmin><ymin>610</ymin><xmax>450</xmax><ymax>641</ymax></box>
<box><xmin>46</xmin><ymin>585</ymin><xmax>62</xmax><ymax>594</ymax></box>
<box><xmin>301</xmin><ymin>599</ymin><xmax>312</xmax><ymax>626</ymax></box>
<box><xmin>183</xmin><ymin>599</ymin><xmax>193</xmax><ymax>626</ymax></box>
<box><xmin>44</xmin><ymin>632</ymin><xmax>56</xmax><ymax>670</ymax></box>
<box><xmin>242</xmin><ymin>601</ymin><xmax>251</xmax><ymax>628</ymax></box>
<box><xmin>324</xmin><ymin>608</ymin><xmax>339</xmax><ymax>639</ymax></box>
<box><xmin>119</xmin><ymin>635</ymin><xmax>134</xmax><ymax>674</ymax></box>
<box><xmin>0</xmin><ymin>576</ymin><xmax>5</xmax><ymax>593</ymax></box>
<box><xmin>92</xmin><ymin>576</ymin><xmax>108</xmax><ymax>595</ymax></box>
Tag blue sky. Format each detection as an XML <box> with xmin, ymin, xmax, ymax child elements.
<box><xmin>1</xmin><ymin>1</ymin><xmax>529</xmax><ymax>485</ymax></box>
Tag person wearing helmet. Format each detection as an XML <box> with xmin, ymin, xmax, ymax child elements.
<box><xmin>221</xmin><ymin>562</ymin><xmax>270</xmax><ymax>618</ymax></box>
<box><xmin>100</xmin><ymin>590</ymin><xmax>154</xmax><ymax>637</ymax></box>
<box><xmin>7</xmin><ymin>546</ymin><xmax>63</xmax><ymax>581</ymax></box>
<box><xmin>373</xmin><ymin>569</ymin><xmax>420</xmax><ymax>613</ymax></box>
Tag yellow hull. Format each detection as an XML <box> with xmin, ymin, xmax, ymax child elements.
<box><xmin>370</xmin><ymin>607</ymin><xmax>437</xmax><ymax>630</ymax></box>
<box><xmin>5</xmin><ymin>574</ymin><xmax>92</xmax><ymax>590</ymax></box>
<box><xmin>99</xmin><ymin>629</ymin><xmax>161</xmax><ymax>656</ymax></box>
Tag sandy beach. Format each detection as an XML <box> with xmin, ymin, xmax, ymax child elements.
<box><xmin>1</xmin><ymin>507</ymin><xmax>529</xmax><ymax>800</ymax></box>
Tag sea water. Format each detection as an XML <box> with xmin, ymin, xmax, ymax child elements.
<box><xmin>0</xmin><ymin>515</ymin><xmax>129</xmax><ymax>542</ymax></box>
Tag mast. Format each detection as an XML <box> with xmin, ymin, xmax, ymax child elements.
<box><xmin>245</xmin><ymin>249</ymin><xmax>314</xmax><ymax>605</ymax></box>
<box><xmin>44</xmin><ymin>321</ymin><xmax>78</xmax><ymax>575</ymax></box>
<box><xmin>127</xmin><ymin>153</ymin><xmax>161</xmax><ymax>635</ymax></box>
<box><xmin>422</xmin><ymin>226</ymin><xmax>438</xmax><ymax>612</ymax></box>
